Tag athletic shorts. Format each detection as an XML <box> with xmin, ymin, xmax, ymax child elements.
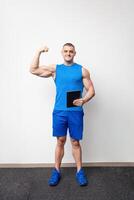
<box><xmin>52</xmin><ymin>110</ymin><xmax>84</xmax><ymax>141</ymax></box>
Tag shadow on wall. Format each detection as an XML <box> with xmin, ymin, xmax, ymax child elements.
<box><xmin>82</xmin><ymin>95</ymin><xmax>97</xmax><ymax>159</ymax></box>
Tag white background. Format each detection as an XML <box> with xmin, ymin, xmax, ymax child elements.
<box><xmin>0</xmin><ymin>0</ymin><xmax>134</xmax><ymax>164</ymax></box>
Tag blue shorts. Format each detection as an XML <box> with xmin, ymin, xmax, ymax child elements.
<box><xmin>52</xmin><ymin>110</ymin><xmax>84</xmax><ymax>141</ymax></box>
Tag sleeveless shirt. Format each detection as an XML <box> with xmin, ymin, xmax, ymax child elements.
<box><xmin>53</xmin><ymin>63</ymin><xmax>84</xmax><ymax>111</ymax></box>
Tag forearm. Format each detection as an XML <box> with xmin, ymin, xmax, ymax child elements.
<box><xmin>30</xmin><ymin>51</ymin><xmax>41</xmax><ymax>72</ymax></box>
<box><xmin>82</xmin><ymin>90</ymin><xmax>95</xmax><ymax>104</ymax></box>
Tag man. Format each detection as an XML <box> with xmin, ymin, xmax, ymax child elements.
<box><xmin>29</xmin><ymin>43</ymin><xmax>95</xmax><ymax>186</ymax></box>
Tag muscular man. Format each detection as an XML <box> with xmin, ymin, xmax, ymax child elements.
<box><xmin>30</xmin><ymin>43</ymin><xmax>95</xmax><ymax>186</ymax></box>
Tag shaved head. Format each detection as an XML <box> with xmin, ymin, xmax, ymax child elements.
<box><xmin>63</xmin><ymin>43</ymin><xmax>75</xmax><ymax>50</ymax></box>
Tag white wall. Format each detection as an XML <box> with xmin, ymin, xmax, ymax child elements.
<box><xmin>0</xmin><ymin>0</ymin><xmax>134</xmax><ymax>163</ymax></box>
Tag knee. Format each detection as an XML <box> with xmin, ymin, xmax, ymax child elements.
<box><xmin>57</xmin><ymin>137</ymin><xmax>66</xmax><ymax>147</ymax></box>
<box><xmin>71</xmin><ymin>139</ymin><xmax>80</xmax><ymax>149</ymax></box>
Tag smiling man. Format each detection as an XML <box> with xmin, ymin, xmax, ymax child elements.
<box><xmin>30</xmin><ymin>43</ymin><xmax>95</xmax><ymax>186</ymax></box>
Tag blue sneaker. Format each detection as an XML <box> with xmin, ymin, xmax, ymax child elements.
<box><xmin>76</xmin><ymin>168</ymin><xmax>88</xmax><ymax>186</ymax></box>
<box><xmin>48</xmin><ymin>168</ymin><xmax>61</xmax><ymax>186</ymax></box>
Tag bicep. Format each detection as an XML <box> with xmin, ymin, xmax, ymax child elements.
<box><xmin>30</xmin><ymin>67</ymin><xmax>53</xmax><ymax>78</ymax></box>
<box><xmin>83</xmin><ymin>77</ymin><xmax>94</xmax><ymax>91</ymax></box>
<box><xmin>30</xmin><ymin>64</ymin><xmax>56</xmax><ymax>78</ymax></box>
<box><xmin>40</xmin><ymin>64</ymin><xmax>56</xmax><ymax>72</ymax></box>
<box><xmin>82</xmin><ymin>68</ymin><xmax>95</xmax><ymax>92</ymax></box>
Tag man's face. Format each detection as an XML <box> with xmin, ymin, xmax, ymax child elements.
<box><xmin>61</xmin><ymin>45</ymin><xmax>76</xmax><ymax>62</ymax></box>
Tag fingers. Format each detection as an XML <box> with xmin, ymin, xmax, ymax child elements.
<box><xmin>38</xmin><ymin>46</ymin><xmax>49</xmax><ymax>53</ymax></box>
<box><xmin>73</xmin><ymin>99</ymin><xmax>83</xmax><ymax>106</ymax></box>
<box><xmin>44</xmin><ymin>46</ymin><xmax>49</xmax><ymax>52</ymax></box>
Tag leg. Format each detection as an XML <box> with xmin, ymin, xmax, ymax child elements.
<box><xmin>55</xmin><ymin>136</ymin><xmax>66</xmax><ymax>171</ymax></box>
<box><xmin>70</xmin><ymin>138</ymin><xmax>82</xmax><ymax>172</ymax></box>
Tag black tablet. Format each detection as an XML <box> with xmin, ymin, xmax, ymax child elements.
<box><xmin>67</xmin><ymin>91</ymin><xmax>81</xmax><ymax>107</ymax></box>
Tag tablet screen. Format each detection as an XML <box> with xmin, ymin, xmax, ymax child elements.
<box><xmin>67</xmin><ymin>91</ymin><xmax>81</xmax><ymax>107</ymax></box>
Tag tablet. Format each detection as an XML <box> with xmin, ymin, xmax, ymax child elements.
<box><xmin>67</xmin><ymin>91</ymin><xmax>81</xmax><ymax>107</ymax></box>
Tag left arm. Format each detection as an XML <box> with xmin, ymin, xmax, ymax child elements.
<box><xmin>73</xmin><ymin>67</ymin><xmax>95</xmax><ymax>106</ymax></box>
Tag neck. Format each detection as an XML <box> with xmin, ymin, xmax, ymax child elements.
<box><xmin>64</xmin><ymin>61</ymin><xmax>74</xmax><ymax>66</ymax></box>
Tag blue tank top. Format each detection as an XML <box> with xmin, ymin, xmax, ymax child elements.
<box><xmin>53</xmin><ymin>63</ymin><xmax>84</xmax><ymax>111</ymax></box>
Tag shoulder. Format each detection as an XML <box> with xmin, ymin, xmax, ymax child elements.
<box><xmin>81</xmin><ymin>66</ymin><xmax>90</xmax><ymax>78</ymax></box>
<box><xmin>47</xmin><ymin>64</ymin><xmax>56</xmax><ymax>72</ymax></box>
<box><xmin>50</xmin><ymin>64</ymin><xmax>62</xmax><ymax>80</ymax></box>
<box><xmin>50</xmin><ymin>64</ymin><xmax>63</xmax><ymax>75</ymax></box>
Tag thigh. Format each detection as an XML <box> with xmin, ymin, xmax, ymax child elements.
<box><xmin>68</xmin><ymin>111</ymin><xmax>84</xmax><ymax>141</ymax></box>
<box><xmin>52</xmin><ymin>110</ymin><xmax>68</xmax><ymax>137</ymax></box>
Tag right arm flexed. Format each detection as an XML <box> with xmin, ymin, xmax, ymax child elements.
<box><xmin>29</xmin><ymin>46</ymin><xmax>56</xmax><ymax>78</ymax></box>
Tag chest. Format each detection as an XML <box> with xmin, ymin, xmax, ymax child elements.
<box><xmin>57</xmin><ymin>67</ymin><xmax>82</xmax><ymax>83</ymax></box>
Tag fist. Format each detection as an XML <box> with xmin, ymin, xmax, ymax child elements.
<box><xmin>38</xmin><ymin>46</ymin><xmax>49</xmax><ymax>53</ymax></box>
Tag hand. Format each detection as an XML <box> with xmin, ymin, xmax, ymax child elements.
<box><xmin>73</xmin><ymin>98</ymin><xmax>85</xmax><ymax>106</ymax></box>
<box><xmin>38</xmin><ymin>46</ymin><xmax>49</xmax><ymax>53</ymax></box>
